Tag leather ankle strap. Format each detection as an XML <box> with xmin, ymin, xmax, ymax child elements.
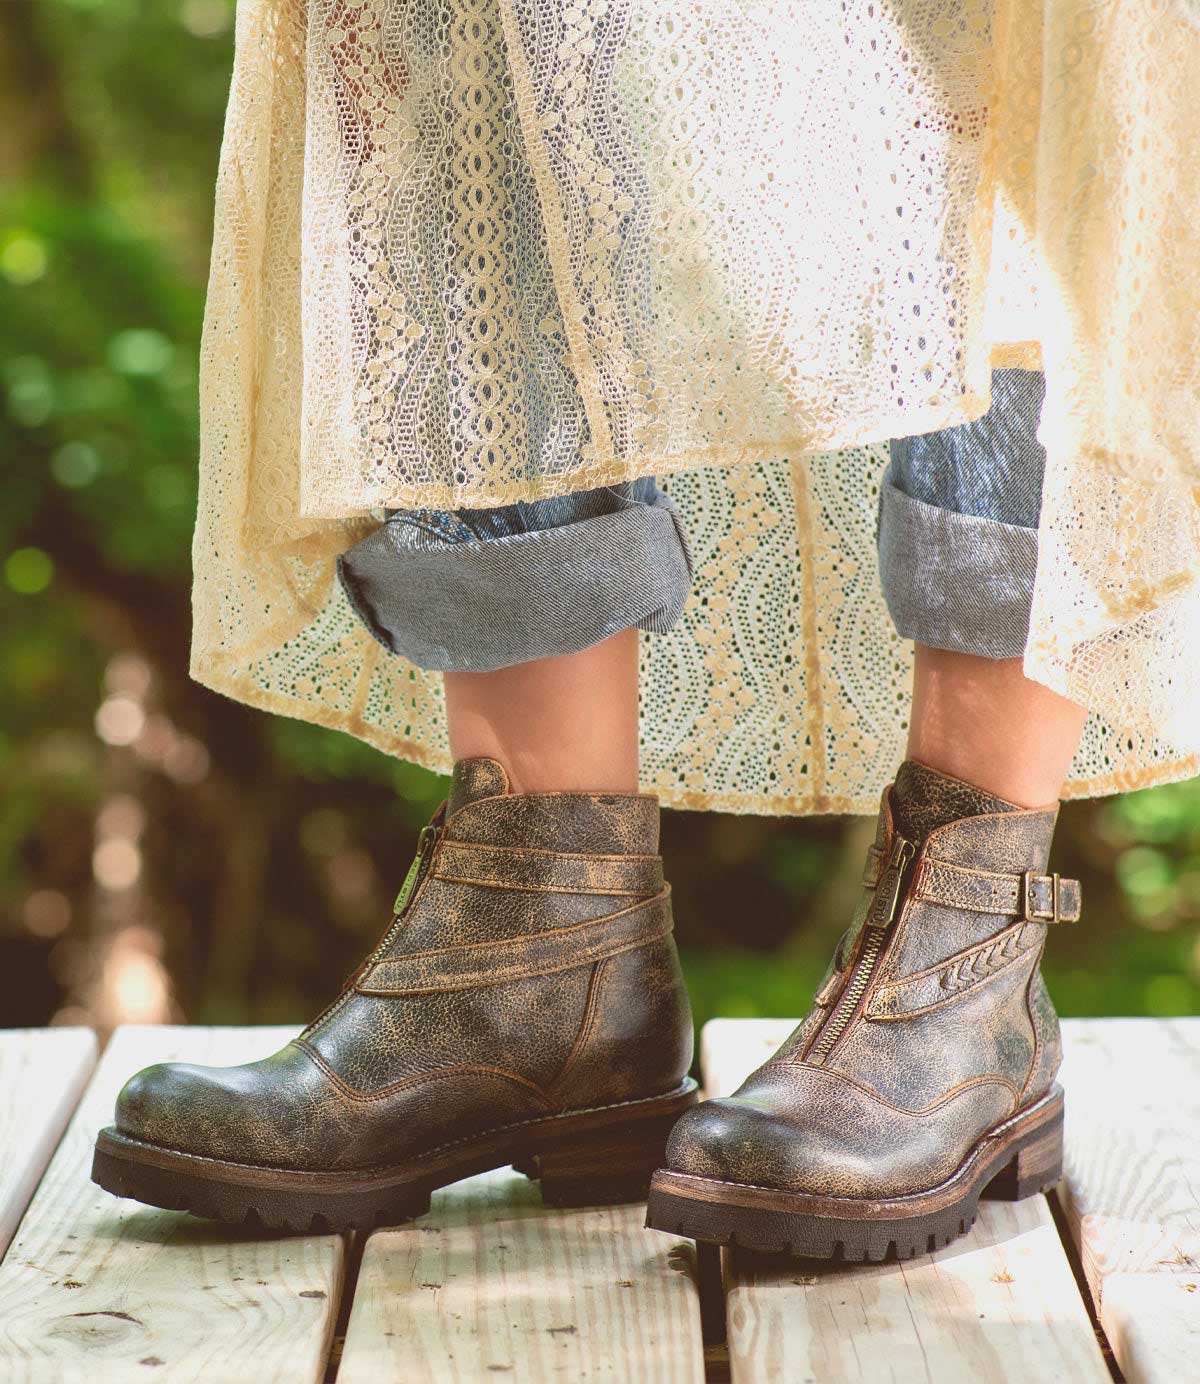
<box><xmin>355</xmin><ymin>891</ymin><xmax>673</xmax><ymax>995</ymax></box>
<box><xmin>434</xmin><ymin>839</ymin><xmax>664</xmax><ymax>896</ymax></box>
<box><xmin>912</xmin><ymin>857</ymin><xmax>1081</xmax><ymax>923</ymax></box>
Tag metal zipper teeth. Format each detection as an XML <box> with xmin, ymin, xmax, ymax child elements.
<box><xmin>305</xmin><ymin>825</ymin><xmax>439</xmax><ymax>1032</ymax></box>
<box><xmin>364</xmin><ymin>824</ymin><xmax>438</xmax><ymax>970</ymax></box>
<box><xmin>806</xmin><ymin>835</ymin><xmax>916</xmax><ymax>1064</ymax></box>
<box><xmin>807</xmin><ymin>926</ymin><xmax>885</xmax><ymax>1062</ymax></box>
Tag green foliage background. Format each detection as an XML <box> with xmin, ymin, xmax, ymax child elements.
<box><xmin>1</xmin><ymin>0</ymin><xmax>1197</xmax><ymax>1035</ymax></box>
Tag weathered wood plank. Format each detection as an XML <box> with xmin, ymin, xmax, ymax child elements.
<box><xmin>1057</xmin><ymin>1017</ymin><xmax>1200</xmax><ymax>1383</ymax></box>
<box><xmin>1096</xmin><ymin>1273</ymin><xmax>1200</xmax><ymax>1384</ymax></box>
<box><xmin>704</xmin><ymin>1019</ymin><xmax>1110</xmax><ymax>1383</ymax></box>
<box><xmin>0</xmin><ymin>1029</ymin><xmax>98</xmax><ymax>1258</ymax></box>
<box><xmin>0</xmin><ymin>1026</ymin><xmax>345</xmax><ymax>1384</ymax></box>
<box><xmin>340</xmin><ymin>1165</ymin><xmax>706</xmax><ymax>1383</ymax></box>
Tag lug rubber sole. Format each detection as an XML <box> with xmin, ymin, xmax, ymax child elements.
<box><xmin>91</xmin><ymin>1078</ymin><xmax>699</xmax><ymax>1233</ymax></box>
<box><xmin>644</xmin><ymin>1085</ymin><xmax>1063</xmax><ymax>1262</ymax></box>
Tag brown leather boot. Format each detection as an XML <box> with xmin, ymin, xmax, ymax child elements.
<box><xmin>92</xmin><ymin>758</ymin><xmax>696</xmax><ymax>1230</ymax></box>
<box><xmin>646</xmin><ymin>761</ymin><xmax>1077</xmax><ymax>1261</ymax></box>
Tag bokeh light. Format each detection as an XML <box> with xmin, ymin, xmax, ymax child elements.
<box><xmin>22</xmin><ymin>890</ymin><xmax>72</xmax><ymax>939</ymax></box>
<box><xmin>95</xmin><ymin>696</ymin><xmax>146</xmax><ymax>746</ymax></box>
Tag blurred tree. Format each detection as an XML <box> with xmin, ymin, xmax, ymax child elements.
<box><xmin>0</xmin><ymin>0</ymin><xmax>447</xmax><ymax>1030</ymax></box>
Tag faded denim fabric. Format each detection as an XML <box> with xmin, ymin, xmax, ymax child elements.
<box><xmin>877</xmin><ymin>369</ymin><xmax>1046</xmax><ymax>659</ymax></box>
<box><xmin>337</xmin><ymin>477</ymin><xmax>693</xmax><ymax>673</ymax></box>
<box><xmin>338</xmin><ymin>370</ymin><xmax>1048</xmax><ymax>671</ymax></box>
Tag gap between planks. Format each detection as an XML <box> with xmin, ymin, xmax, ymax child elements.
<box><xmin>337</xmin><ymin>1164</ymin><xmax>706</xmax><ymax>1382</ymax></box>
<box><xmin>8</xmin><ymin>1017</ymin><xmax>1190</xmax><ymax>1383</ymax></box>
<box><xmin>0</xmin><ymin>1025</ymin><xmax>345</xmax><ymax>1384</ymax></box>
<box><xmin>0</xmin><ymin>1028</ymin><xmax>97</xmax><ymax>1258</ymax></box>
<box><xmin>1056</xmin><ymin>1017</ymin><xmax>1200</xmax><ymax>1384</ymax></box>
<box><xmin>0</xmin><ymin>1026</ymin><xmax>707</xmax><ymax>1384</ymax></box>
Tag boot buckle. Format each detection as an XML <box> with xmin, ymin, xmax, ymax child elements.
<box><xmin>1022</xmin><ymin>871</ymin><xmax>1061</xmax><ymax>922</ymax></box>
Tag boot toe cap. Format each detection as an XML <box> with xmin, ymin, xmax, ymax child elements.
<box><xmin>113</xmin><ymin>1045</ymin><xmax>323</xmax><ymax>1166</ymax></box>
<box><xmin>665</xmin><ymin>1093</ymin><xmax>822</xmax><ymax>1189</ymax></box>
<box><xmin>116</xmin><ymin>1061</ymin><xmax>229</xmax><ymax>1153</ymax></box>
<box><xmin>664</xmin><ymin>1066</ymin><xmax>1016</xmax><ymax>1199</ymax></box>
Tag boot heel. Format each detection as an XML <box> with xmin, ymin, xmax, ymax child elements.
<box><xmin>517</xmin><ymin>1111</ymin><xmax>680</xmax><ymax>1209</ymax></box>
<box><xmin>985</xmin><ymin>1116</ymin><xmax>1064</xmax><ymax>1202</ymax></box>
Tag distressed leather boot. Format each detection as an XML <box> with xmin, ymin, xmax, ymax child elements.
<box><xmin>92</xmin><ymin>758</ymin><xmax>696</xmax><ymax>1230</ymax></box>
<box><xmin>647</xmin><ymin>760</ymin><xmax>1077</xmax><ymax>1261</ymax></box>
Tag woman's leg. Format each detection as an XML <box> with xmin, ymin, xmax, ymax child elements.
<box><xmin>97</xmin><ymin>486</ymin><xmax>696</xmax><ymax>1228</ymax></box>
<box><xmin>879</xmin><ymin>368</ymin><xmax>1087</xmax><ymax>805</ymax></box>
<box><xmin>336</xmin><ymin>478</ymin><xmax>688</xmax><ymax>796</ymax></box>
<box><xmin>908</xmin><ymin>646</ymin><xmax>1087</xmax><ymax>807</ymax></box>
<box><xmin>443</xmin><ymin>628</ymin><xmax>640</xmax><ymax>795</ymax></box>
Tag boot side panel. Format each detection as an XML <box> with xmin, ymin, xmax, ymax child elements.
<box><xmin>307</xmin><ymin>969</ymin><xmax>594</xmax><ymax>1094</ymax></box>
<box><xmin>825</xmin><ymin>943</ymin><xmax>1039</xmax><ymax>1112</ymax></box>
<box><xmin>1021</xmin><ymin>962</ymin><xmax>1063</xmax><ymax>1102</ymax></box>
<box><xmin>549</xmin><ymin>936</ymin><xmax>694</xmax><ymax>1108</ymax></box>
<box><xmin>445</xmin><ymin>792</ymin><xmax>660</xmax><ymax>855</ymax></box>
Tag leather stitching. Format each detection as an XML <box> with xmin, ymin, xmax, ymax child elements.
<box><xmin>868</xmin><ymin>920</ymin><xmax>1042</xmax><ymax>1019</ymax></box>
<box><xmin>434</xmin><ymin>872</ymin><xmax>654</xmax><ymax>897</ymax></box>
<box><xmin>445</xmin><ymin>787</ymin><xmax>659</xmax><ymax>831</ymax></box>
<box><xmin>435</xmin><ymin>874</ymin><xmax>645</xmax><ymax>895</ymax></box>
<box><xmin>658</xmin><ymin>1089</ymin><xmax>1059</xmax><ymax>1201</ymax></box>
<box><xmin>435</xmin><ymin>840</ymin><xmax>663</xmax><ymax>895</ymax></box>
<box><xmin>358</xmin><ymin>891</ymin><xmax>672</xmax><ymax>994</ymax></box>
<box><xmin>770</xmin><ymin>1060</ymin><xmax>1019</xmax><ymax>1116</ymax></box>
<box><xmin>111</xmin><ymin>1078</ymin><xmax>698</xmax><ymax>1177</ymax></box>
<box><xmin>1019</xmin><ymin>938</ymin><xmax>1050</xmax><ymax>1102</ymax></box>
<box><xmin>441</xmin><ymin>841</ymin><xmax>660</xmax><ymax>864</ymax></box>
<box><xmin>294</xmin><ymin>1038</ymin><xmax>557</xmax><ymax>1108</ymax></box>
<box><xmin>544</xmin><ymin>958</ymin><xmax>607</xmax><ymax>1103</ymax></box>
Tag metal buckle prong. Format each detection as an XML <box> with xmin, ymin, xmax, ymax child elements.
<box><xmin>1022</xmin><ymin>870</ymin><xmax>1060</xmax><ymax>923</ymax></box>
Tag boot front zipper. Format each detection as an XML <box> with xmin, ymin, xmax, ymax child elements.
<box><xmin>313</xmin><ymin>817</ymin><xmax>442</xmax><ymax>1030</ymax></box>
<box><xmin>390</xmin><ymin>822</ymin><xmax>439</xmax><ymax>919</ymax></box>
<box><xmin>806</xmin><ymin>835</ymin><xmax>915</xmax><ymax>1064</ymax></box>
<box><xmin>365</xmin><ymin>819</ymin><xmax>440</xmax><ymax>969</ymax></box>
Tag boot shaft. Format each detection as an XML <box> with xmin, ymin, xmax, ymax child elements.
<box><xmin>793</xmin><ymin>761</ymin><xmax>1076</xmax><ymax>1106</ymax></box>
<box><xmin>305</xmin><ymin>757</ymin><xmax>694</xmax><ymax>1114</ymax></box>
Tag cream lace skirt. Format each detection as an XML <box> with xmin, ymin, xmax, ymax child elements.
<box><xmin>192</xmin><ymin>0</ymin><xmax>1200</xmax><ymax>814</ymax></box>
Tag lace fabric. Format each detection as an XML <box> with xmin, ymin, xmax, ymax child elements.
<box><xmin>192</xmin><ymin>0</ymin><xmax>1200</xmax><ymax>814</ymax></box>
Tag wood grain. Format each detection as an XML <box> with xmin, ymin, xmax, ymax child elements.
<box><xmin>703</xmin><ymin>1019</ymin><xmax>1110</xmax><ymax>1383</ymax></box>
<box><xmin>0</xmin><ymin>1028</ymin><xmax>97</xmax><ymax>1257</ymax></box>
<box><xmin>340</xmin><ymin>1165</ymin><xmax>706</xmax><ymax>1382</ymax></box>
<box><xmin>1057</xmin><ymin>1017</ymin><xmax>1200</xmax><ymax>1383</ymax></box>
<box><xmin>0</xmin><ymin>1025</ymin><xmax>345</xmax><ymax>1384</ymax></box>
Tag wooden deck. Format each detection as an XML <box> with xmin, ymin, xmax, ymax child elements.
<box><xmin>0</xmin><ymin>1018</ymin><xmax>1195</xmax><ymax>1381</ymax></box>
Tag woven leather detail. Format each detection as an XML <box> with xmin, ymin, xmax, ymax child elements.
<box><xmin>433</xmin><ymin>839</ymin><xmax>663</xmax><ymax>896</ymax></box>
<box><xmin>867</xmin><ymin>920</ymin><xmax>1043</xmax><ymax>1020</ymax></box>
<box><xmin>355</xmin><ymin>891</ymin><xmax>673</xmax><ymax>995</ymax></box>
<box><xmin>913</xmin><ymin>857</ymin><xmax>1081</xmax><ymax>923</ymax></box>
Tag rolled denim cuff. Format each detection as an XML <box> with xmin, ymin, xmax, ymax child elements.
<box><xmin>876</xmin><ymin>475</ymin><xmax>1038</xmax><ymax>660</ymax></box>
<box><xmin>337</xmin><ymin>487</ymin><xmax>693</xmax><ymax>672</ymax></box>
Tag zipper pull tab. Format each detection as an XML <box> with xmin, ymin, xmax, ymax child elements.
<box><xmin>391</xmin><ymin>823</ymin><xmax>436</xmax><ymax>916</ymax></box>
<box><xmin>875</xmin><ymin>835</ymin><xmax>916</xmax><ymax>927</ymax></box>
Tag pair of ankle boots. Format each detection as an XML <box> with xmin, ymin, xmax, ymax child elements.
<box><xmin>92</xmin><ymin>756</ymin><xmax>1077</xmax><ymax>1261</ymax></box>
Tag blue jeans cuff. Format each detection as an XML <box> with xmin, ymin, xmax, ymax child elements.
<box><xmin>337</xmin><ymin>487</ymin><xmax>693</xmax><ymax>672</ymax></box>
<box><xmin>876</xmin><ymin>474</ymin><xmax>1038</xmax><ymax>660</ymax></box>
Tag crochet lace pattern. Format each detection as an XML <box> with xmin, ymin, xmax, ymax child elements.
<box><xmin>191</xmin><ymin>0</ymin><xmax>1200</xmax><ymax>814</ymax></box>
